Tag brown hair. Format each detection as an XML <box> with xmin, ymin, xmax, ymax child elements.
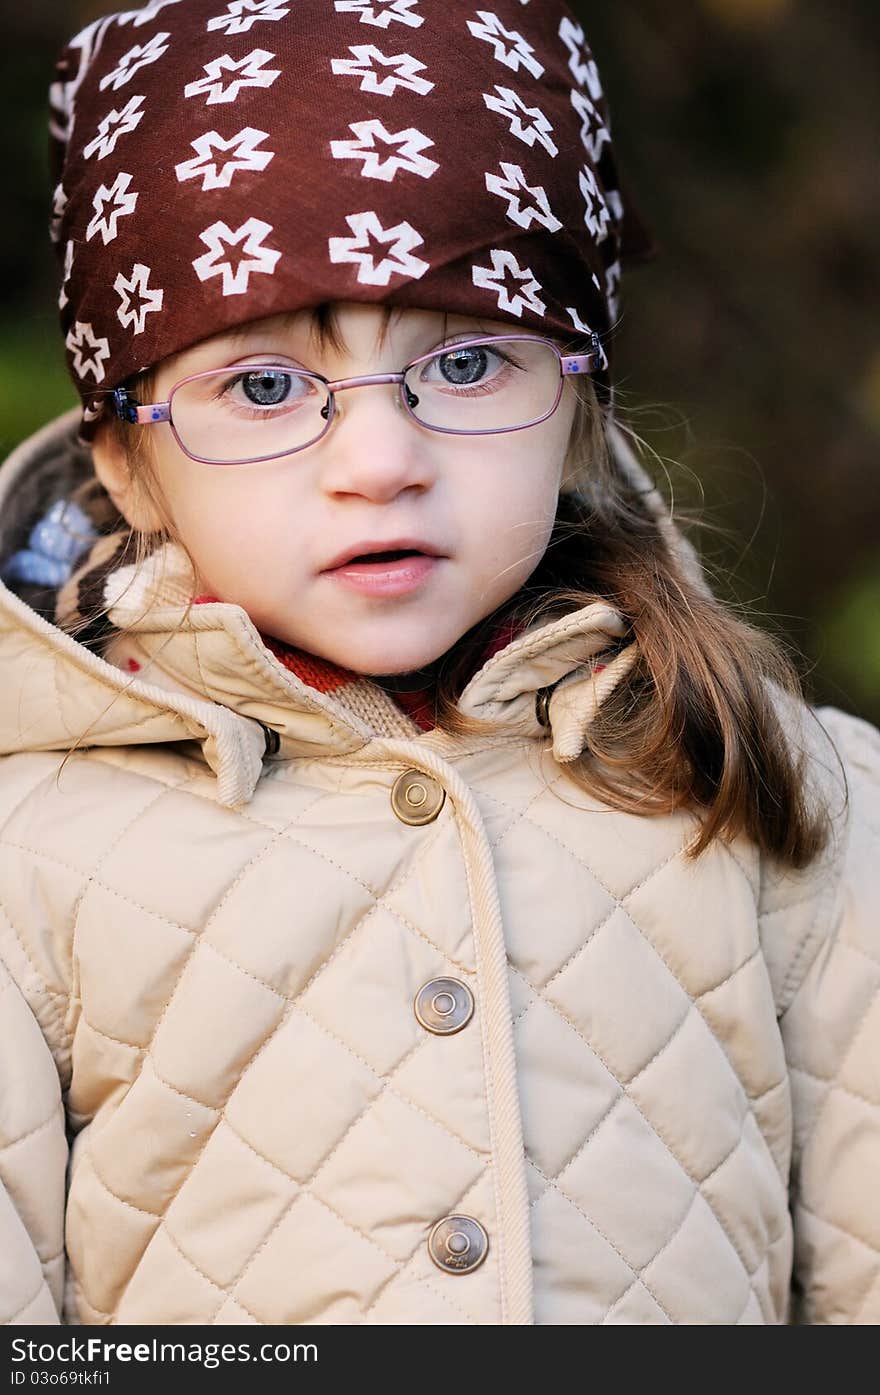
<box><xmin>94</xmin><ymin>302</ymin><xmax>839</xmax><ymax>870</ymax></box>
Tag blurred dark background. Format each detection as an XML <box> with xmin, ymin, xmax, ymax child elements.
<box><xmin>2</xmin><ymin>0</ymin><xmax>878</xmax><ymax>722</ymax></box>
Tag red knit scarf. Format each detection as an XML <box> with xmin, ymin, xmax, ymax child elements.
<box><xmin>194</xmin><ymin>595</ymin><xmax>527</xmax><ymax>732</ymax></box>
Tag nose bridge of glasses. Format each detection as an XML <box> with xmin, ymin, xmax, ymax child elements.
<box><xmin>324</xmin><ymin>371</ymin><xmax>406</xmax><ymax>394</ymax></box>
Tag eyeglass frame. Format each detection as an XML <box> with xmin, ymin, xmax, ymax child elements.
<box><xmin>102</xmin><ymin>330</ymin><xmax>606</xmax><ymax>467</ymax></box>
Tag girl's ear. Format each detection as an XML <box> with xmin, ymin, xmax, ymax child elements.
<box><xmin>90</xmin><ymin>422</ymin><xmax>164</xmax><ymax>533</ymax></box>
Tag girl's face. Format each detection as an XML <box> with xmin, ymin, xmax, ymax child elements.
<box><xmin>97</xmin><ymin>302</ymin><xmax>578</xmax><ymax>675</ymax></box>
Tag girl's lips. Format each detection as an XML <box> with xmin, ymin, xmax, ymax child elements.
<box><xmin>324</xmin><ymin>553</ymin><xmax>441</xmax><ymax>596</ymax></box>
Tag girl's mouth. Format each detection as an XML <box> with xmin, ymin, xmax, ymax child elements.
<box><xmin>324</xmin><ymin>550</ymin><xmax>441</xmax><ymax>596</ymax></box>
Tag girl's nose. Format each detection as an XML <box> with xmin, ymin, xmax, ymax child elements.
<box><xmin>318</xmin><ymin>383</ymin><xmax>438</xmax><ymax>502</ymax></box>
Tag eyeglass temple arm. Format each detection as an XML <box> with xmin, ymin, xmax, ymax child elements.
<box><xmin>111</xmin><ymin>387</ymin><xmax>170</xmax><ymax>424</ymax></box>
<box><xmin>562</xmin><ymin>333</ymin><xmax>608</xmax><ymax>374</ymax></box>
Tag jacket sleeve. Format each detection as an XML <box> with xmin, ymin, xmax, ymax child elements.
<box><xmin>0</xmin><ymin>948</ymin><xmax>68</xmax><ymax>1323</ymax></box>
<box><xmin>772</xmin><ymin>703</ymin><xmax>880</xmax><ymax>1324</ymax></box>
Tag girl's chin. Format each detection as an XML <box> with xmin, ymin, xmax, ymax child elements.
<box><xmin>322</xmin><ymin>645</ymin><xmax>450</xmax><ymax>678</ymax></box>
<box><xmin>290</xmin><ymin>626</ymin><xmax>457</xmax><ymax>676</ymax></box>
<box><xmin>257</xmin><ymin>633</ymin><xmax>443</xmax><ymax>674</ymax></box>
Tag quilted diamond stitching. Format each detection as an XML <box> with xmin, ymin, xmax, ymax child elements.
<box><xmin>212</xmin><ymin>996</ymin><xmax>485</xmax><ymax>1202</ymax></box>
<box><xmin>64</xmin><ymin>781</ymin><xmax>494</xmax><ymax>1321</ymax></box>
<box><xmin>160</xmin><ymin>1218</ymin><xmax>229</xmax><ymax>1304</ymax></box>
<box><xmin>220</xmin><ymin>1111</ymin><xmax>389</xmax><ymax>1259</ymax></box>
<box><xmin>526</xmin><ymin>1069</ymin><xmax>623</xmax><ymax>1193</ymax></box>
<box><xmin>89</xmin><ymin>1154</ymin><xmax>163</xmax><ymax>1220</ymax></box>
<box><xmin>204</xmin><ymin>1109</ymin><xmax>484</xmax><ymax>1327</ymax></box>
<box><xmin>66</xmin><ymin>1013</ymin><xmax>146</xmax><ymax>1058</ymax></box>
<box><xmin>605</xmin><ymin>1187</ymin><xmax>703</xmax><ymax>1323</ymax></box>
<box><xmin>852</xmin><ymin>1262</ymin><xmax>880</xmax><ymax>1324</ymax></box>
<box><xmin>610</xmin><ymin>1125</ymin><xmax>786</xmax><ymax>1325</ymax></box>
<box><xmin>270</xmin><ymin>825</ymin><xmax>475</xmax><ymax>974</ymax></box>
<box><xmin>223</xmin><ymin>1132</ymin><xmax>487</xmax><ymax>1325</ymax></box>
<box><xmin>0</xmin><ymin>1106</ymin><xmax>60</xmax><ymax>1154</ymax></box>
<box><xmin>461</xmin><ymin>770</ymin><xmax>779</xmax><ymax>1288</ymax></box>
<box><xmin>512</xmin><ymin>796</ymin><xmax>774</xmax><ymax>1063</ymax></box>
<box><xmin>785</xmin><ymin>935</ymin><xmax>880</xmax><ymax>1159</ymax></box>
<box><xmin>359</xmin><ymin>1168</ymin><xmax>493</xmax><ymax>1324</ymax></box>
<box><xmin>1</xmin><ymin>763</ymin><xmax>211</xmax><ymax>1032</ymax></box>
<box><xmin>73</xmin><ymin>799</ymin><xmax>445</xmax><ymax>1063</ymax></box>
<box><xmin>758</xmin><ymin>889</ymin><xmax>828</xmax><ymax>921</ymax></box>
<box><xmin>446</xmin><ymin>764</ymin><xmax>792</xmax><ymax>1294</ymax></box>
<box><xmin>8</xmin><ymin>708</ymin><xmax>847</xmax><ymax>1316</ymax></box>
<box><xmin>797</xmin><ymin>1199</ymin><xmax>880</xmax><ymax>1264</ymax></box>
<box><xmin>93</xmin><ymin>784</ymin><xmax>345</xmax><ymax>1060</ymax></box>
<box><xmin>526</xmin><ymin>1148</ymin><xmax>676</xmax><ymax>1322</ymax></box>
<box><xmin>71</xmin><ymin>1280</ymin><xmax>111</xmax><ymax>1323</ymax></box>
<box><xmin>302</xmin><ymin>1004</ymin><xmax>486</xmax><ymax>1164</ymax></box>
<box><xmin>208</xmin><ymin>812</ymin><xmax>497</xmax><ymax>1317</ymax></box>
<box><xmin>622</xmin><ymin>1001</ymin><xmax>693</xmax><ymax>1087</ymax></box>
<box><xmin>522</xmin><ymin>961</ymin><xmax>767</xmax><ymax>1284</ymax></box>
<box><xmin>716</xmin><ymin>838</ymin><xmax>759</xmax><ymax>897</ymax></box>
<box><xmin>7</xmin><ymin>1282</ymin><xmax>50</xmax><ymax>1325</ymax></box>
<box><xmin>0</xmin><ymin>882</ymin><xmax>68</xmax><ymax>1002</ymax></box>
<box><xmin>789</xmin><ymin>1061</ymin><xmax>880</xmax><ymax>1112</ymax></box>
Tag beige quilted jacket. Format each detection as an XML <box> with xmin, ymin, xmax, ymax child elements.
<box><xmin>0</xmin><ymin>410</ymin><xmax>878</xmax><ymax>1326</ymax></box>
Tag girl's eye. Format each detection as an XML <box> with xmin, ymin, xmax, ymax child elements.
<box><xmin>237</xmin><ymin>369</ymin><xmax>295</xmax><ymax>407</ymax></box>
<box><xmin>208</xmin><ymin>367</ymin><xmax>315</xmax><ymax>416</ymax></box>
<box><xmin>418</xmin><ymin>343</ymin><xmax>523</xmax><ymax>395</ymax></box>
<box><xmin>435</xmin><ymin>346</ymin><xmax>498</xmax><ymax>387</ymax></box>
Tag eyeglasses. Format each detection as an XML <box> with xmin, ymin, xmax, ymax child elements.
<box><xmin>106</xmin><ymin>332</ymin><xmax>605</xmax><ymax>466</ymax></box>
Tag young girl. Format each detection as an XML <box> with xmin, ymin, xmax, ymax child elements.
<box><xmin>0</xmin><ymin>0</ymin><xmax>877</xmax><ymax>1327</ymax></box>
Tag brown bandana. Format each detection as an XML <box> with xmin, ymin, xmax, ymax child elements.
<box><xmin>48</xmin><ymin>0</ymin><xmax>657</xmax><ymax>436</ymax></box>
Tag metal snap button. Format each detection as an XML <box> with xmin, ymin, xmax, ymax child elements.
<box><xmin>390</xmin><ymin>768</ymin><xmax>446</xmax><ymax>825</ymax></box>
<box><xmin>427</xmin><ymin>1215</ymin><xmax>489</xmax><ymax>1274</ymax></box>
<box><xmin>535</xmin><ymin>686</ymin><xmax>553</xmax><ymax>728</ymax></box>
<box><xmin>414</xmin><ymin>977</ymin><xmax>474</xmax><ymax>1035</ymax></box>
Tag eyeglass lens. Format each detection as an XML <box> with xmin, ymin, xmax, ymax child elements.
<box><xmin>167</xmin><ymin>339</ymin><xmax>562</xmax><ymax>464</ymax></box>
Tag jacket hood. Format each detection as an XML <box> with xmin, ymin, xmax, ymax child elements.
<box><xmin>0</xmin><ymin>408</ymin><xmax>710</xmax><ymax>806</ymax></box>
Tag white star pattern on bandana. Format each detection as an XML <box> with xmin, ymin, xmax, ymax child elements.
<box><xmin>333</xmin><ymin>0</ymin><xmax>424</xmax><ymax>28</ymax></box>
<box><xmin>184</xmin><ymin>50</ymin><xmax>281</xmax><ymax>106</ymax></box>
<box><xmin>558</xmin><ymin>16</ymin><xmax>602</xmax><ymax>101</ymax></box>
<box><xmin>98</xmin><ymin>32</ymin><xmax>171</xmax><ymax>92</ymax></box>
<box><xmin>605</xmin><ymin>186</ymin><xmax>624</xmax><ymax>223</ymax></box>
<box><xmin>114</xmin><ymin>263</ymin><xmax>165</xmax><ymax>334</ymax></box>
<box><xmin>578</xmin><ymin>164</ymin><xmax>611</xmax><ymax>241</ymax></box>
<box><xmin>466</xmin><ymin>12</ymin><xmax>544</xmax><ymax>80</ymax></box>
<box><xmin>55</xmin><ymin>0</ymin><xmax>642</xmax><ymax>413</ymax></box>
<box><xmin>328</xmin><ymin>211</ymin><xmax>429</xmax><ymax>285</ymax></box>
<box><xmin>86</xmin><ymin>172</ymin><xmax>139</xmax><ymax>245</ymax></box>
<box><xmin>58</xmin><ymin>241</ymin><xmax>74</xmax><ymax>310</ymax></box>
<box><xmin>83</xmin><ymin>94</ymin><xmax>146</xmax><ymax>161</ymax></box>
<box><xmin>485</xmin><ymin>161</ymin><xmax>562</xmax><ymax>232</ymax></box>
<box><xmin>192</xmin><ymin>218</ymin><xmax>282</xmax><ymax>295</ymax></box>
<box><xmin>330</xmin><ymin>119</ymin><xmax>438</xmax><ymax>182</ymax></box>
<box><xmin>330</xmin><ymin>46</ymin><xmax>433</xmax><ymax>96</ymax></box>
<box><xmin>66</xmin><ymin>321</ymin><xmax>111</xmax><ymax>383</ymax></box>
<box><xmin>472</xmin><ymin>249</ymin><xmax>546</xmax><ymax>318</ymax></box>
<box><xmin>175</xmin><ymin>128</ymin><xmax>275</xmax><ymax>190</ymax></box>
<box><xmin>482</xmin><ymin>86</ymin><xmax>557</xmax><ymax>157</ymax></box>
<box><xmin>117</xmin><ymin>1</ymin><xmax>182</xmax><ymax>26</ymax></box>
<box><xmin>207</xmin><ymin>2</ymin><xmax>291</xmax><ymax>36</ymax></box>
<box><xmin>605</xmin><ymin>259</ymin><xmax>622</xmax><ymax>325</ymax></box>
<box><xmin>50</xmin><ymin>184</ymin><xmax>67</xmax><ymax>246</ymax></box>
<box><xmin>570</xmin><ymin>88</ymin><xmax>609</xmax><ymax>164</ymax></box>
<box><xmin>565</xmin><ymin>304</ymin><xmax>608</xmax><ymax>368</ymax></box>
